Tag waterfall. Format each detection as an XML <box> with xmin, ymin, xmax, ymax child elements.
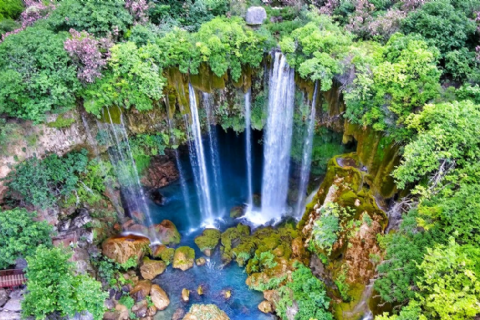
<box><xmin>187</xmin><ymin>84</ymin><xmax>215</xmax><ymax>225</ymax></box>
<box><xmin>246</xmin><ymin>52</ymin><xmax>295</xmax><ymax>224</ymax></box>
<box><xmin>100</xmin><ymin>109</ymin><xmax>158</xmax><ymax>243</ymax></box>
<box><xmin>203</xmin><ymin>93</ymin><xmax>223</xmax><ymax>213</ymax></box>
<box><xmin>165</xmin><ymin>112</ymin><xmax>193</xmax><ymax>225</ymax></box>
<box><xmin>295</xmin><ymin>83</ymin><xmax>318</xmax><ymax>219</ymax></box>
<box><xmin>245</xmin><ymin>89</ymin><xmax>253</xmax><ymax>207</ymax></box>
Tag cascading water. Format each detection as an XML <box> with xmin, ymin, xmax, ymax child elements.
<box><xmin>203</xmin><ymin>93</ymin><xmax>223</xmax><ymax>213</ymax></box>
<box><xmin>187</xmin><ymin>84</ymin><xmax>215</xmax><ymax>226</ymax></box>
<box><xmin>294</xmin><ymin>83</ymin><xmax>318</xmax><ymax>219</ymax></box>
<box><xmin>246</xmin><ymin>52</ymin><xmax>296</xmax><ymax>224</ymax></box>
<box><xmin>245</xmin><ymin>89</ymin><xmax>253</xmax><ymax>208</ymax></box>
<box><xmin>100</xmin><ymin>109</ymin><xmax>159</xmax><ymax>243</ymax></box>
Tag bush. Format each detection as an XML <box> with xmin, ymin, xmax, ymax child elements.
<box><xmin>0</xmin><ymin>208</ymin><xmax>52</xmax><ymax>269</ymax></box>
<box><xmin>5</xmin><ymin>150</ymin><xmax>89</xmax><ymax>208</ymax></box>
<box><xmin>47</xmin><ymin>0</ymin><xmax>133</xmax><ymax>36</ymax></box>
<box><xmin>22</xmin><ymin>246</ymin><xmax>107</xmax><ymax>320</ymax></box>
<box><xmin>82</xmin><ymin>42</ymin><xmax>165</xmax><ymax>116</ymax></box>
<box><xmin>276</xmin><ymin>262</ymin><xmax>333</xmax><ymax>320</ymax></box>
<box><xmin>0</xmin><ymin>25</ymin><xmax>80</xmax><ymax>122</ymax></box>
<box><xmin>0</xmin><ymin>0</ymin><xmax>24</xmax><ymax>20</ymax></box>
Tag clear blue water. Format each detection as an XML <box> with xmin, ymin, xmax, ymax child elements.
<box><xmin>148</xmin><ymin>127</ymin><xmax>273</xmax><ymax>319</ymax></box>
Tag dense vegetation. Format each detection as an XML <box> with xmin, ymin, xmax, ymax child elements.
<box><xmin>1</xmin><ymin>0</ymin><xmax>480</xmax><ymax>319</ymax></box>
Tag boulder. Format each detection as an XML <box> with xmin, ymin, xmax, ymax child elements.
<box><xmin>130</xmin><ymin>280</ymin><xmax>152</xmax><ymax>301</ymax></box>
<box><xmin>222</xmin><ymin>290</ymin><xmax>231</xmax><ymax>300</ymax></box>
<box><xmin>3</xmin><ymin>299</ymin><xmax>21</xmax><ymax>312</ymax></box>
<box><xmin>149</xmin><ymin>220</ymin><xmax>181</xmax><ymax>245</ymax></box>
<box><xmin>0</xmin><ymin>311</ymin><xmax>21</xmax><ymax>320</ymax></box>
<box><xmin>172</xmin><ymin>308</ymin><xmax>186</xmax><ymax>320</ymax></box>
<box><xmin>195</xmin><ymin>257</ymin><xmax>206</xmax><ymax>266</ymax></box>
<box><xmin>0</xmin><ymin>289</ymin><xmax>8</xmax><ymax>307</ymax></box>
<box><xmin>229</xmin><ymin>206</ymin><xmax>244</xmax><ymax>219</ymax></box>
<box><xmin>194</xmin><ymin>229</ymin><xmax>221</xmax><ymax>256</ymax></box>
<box><xmin>140</xmin><ymin>258</ymin><xmax>166</xmax><ymax>280</ymax></box>
<box><xmin>258</xmin><ymin>301</ymin><xmax>273</xmax><ymax>314</ymax></box>
<box><xmin>150</xmin><ymin>284</ymin><xmax>170</xmax><ymax>311</ymax></box>
<box><xmin>114</xmin><ymin>304</ymin><xmax>129</xmax><ymax>320</ymax></box>
<box><xmin>197</xmin><ymin>285</ymin><xmax>204</xmax><ymax>296</ymax></box>
<box><xmin>173</xmin><ymin>246</ymin><xmax>195</xmax><ymax>271</ymax></box>
<box><xmin>245</xmin><ymin>6</ymin><xmax>266</xmax><ymax>26</ymax></box>
<box><xmin>182</xmin><ymin>288</ymin><xmax>190</xmax><ymax>302</ymax></box>
<box><xmin>182</xmin><ymin>304</ymin><xmax>230</xmax><ymax>320</ymax></box>
<box><xmin>152</xmin><ymin>245</ymin><xmax>175</xmax><ymax>265</ymax></box>
<box><xmin>102</xmin><ymin>235</ymin><xmax>150</xmax><ymax>264</ymax></box>
<box><xmin>132</xmin><ymin>300</ymin><xmax>148</xmax><ymax>318</ymax></box>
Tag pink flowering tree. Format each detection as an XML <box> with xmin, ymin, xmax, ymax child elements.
<box><xmin>125</xmin><ymin>0</ymin><xmax>150</xmax><ymax>25</ymax></box>
<box><xmin>1</xmin><ymin>0</ymin><xmax>55</xmax><ymax>41</ymax></box>
<box><xmin>64</xmin><ymin>29</ymin><xmax>112</xmax><ymax>83</ymax></box>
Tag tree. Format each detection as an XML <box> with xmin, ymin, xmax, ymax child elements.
<box><xmin>393</xmin><ymin>101</ymin><xmax>480</xmax><ymax>191</ymax></box>
<box><xmin>0</xmin><ymin>25</ymin><xmax>80</xmax><ymax>122</ymax></box>
<box><xmin>0</xmin><ymin>208</ymin><xmax>52</xmax><ymax>269</ymax></box>
<box><xmin>22</xmin><ymin>246</ymin><xmax>107</xmax><ymax>320</ymax></box>
<box><xmin>416</xmin><ymin>239</ymin><xmax>480</xmax><ymax>320</ymax></box>
<box><xmin>82</xmin><ymin>41</ymin><xmax>165</xmax><ymax>116</ymax></box>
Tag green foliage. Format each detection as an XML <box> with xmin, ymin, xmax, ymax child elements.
<box><xmin>22</xmin><ymin>246</ymin><xmax>107</xmax><ymax>320</ymax></box>
<box><xmin>47</xmin><ymin>113</ymin><xmax>76</xmax><ymax>128</ymax></box>
<box><xmin>280</xmin><ymin>13</ymin><xmax>352</xmax><ymax>91</ymax></box>
<box><xmin>0</xmin><ymin>25</ymin><xmax>80</xmax><ymax>122</ymax></box>
<box><xmin>0</xmin><ymin>208</ymin><xmax>52</xmax><ymax>269</ymax></box>
<box><xmin>128</xmin><ymin>133</ymin><xmax>169</xmax><ymax>173</ymax></box>
<box><xmin>118</xmin><ymin>295</ymin><xmax>136</xmax><ymax>318</ymax></box>
<box><xmin>374</xmin><ymin>210</ymin><xmax>439</xmax><ymax>305</ymax></box>
<box><xmin>346</xmin><ymin>33</ymin><xmax>441</xmax><ymax>137</ymax></box>
<box><xmin>154</xmin><ymin>27</ymin><xmax>199</xmax><ymax>74</ymax></box>
<box><xmin>5</xmin><ymin>150</ymin><xmax>89</xmax><ymax>208</ymax></box>
<box><xmin>311</xmin><ymin>127</ymin><xmax>348</xmax><ymax>175</ymax></box>
<box><xmin>415</xmin><ymin>239</ymin><xmax>480</xmax><ymax>320</ymax></box>
<box><xmin>195</xmin><ymin>17</ymin><xmax>269</xmax><ymax>81</ymax></box>
<box><xmin>47</xmin><ymin>0</ymin><xmax>133</xmax><ymax>36</ymax></box>
<box><xmin>0</xmin><ymin>0</ymin><xmax>23</xmax><ymax>20</ymax></box>
<box><xmin>149</xmin><ymin>0</ymin><xmax>229</xmax><ymax>32</ymax></box>
<box><xmin>93</xmin><ymin>256</ymin><xmax>136</xmax><ymax>288</ymax></box>
<box><xmin>247</xmin><ymin>251</ymin><xmax>278</xmax><ymax>273</ymax></box>
<box><xmin>0</xmin><ymin>18</ymin><xmax>19</xmax><ymax>35</ymax></box>
<box><xmin>401</xmin><ymin>0</ymin><xmax>477</xmax><ymax>57</ymax></box>
<box><xmin>82</xmin><ymin>42</ymin><xmax>165</xmax><ymax>116</ymax></box>
<box><xmin>276</xmin><ymin>262</ymin><xmax>333</xmax><ymax>320</ymax></box>
<box><xmin>376</xmin><ymin>300</ymin><xmax>424</xmax><ymax>320</ymax></box>
<box><xmin>393</xmin><ymin>101</ymin><xmax>480</xmax><ymax>191</ymax></box>
<box><xmin>310</xmin><ymin>202</ymin><xmax>353</xmax><ymax>256</ymax></box>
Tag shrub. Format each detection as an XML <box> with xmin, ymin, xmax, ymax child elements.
<box><xmin>276</xmin><ymin>262</ymin><xmax>333</xmax><ymax>320</ymax></box>
<box><xmin>5</xmin><ymin>150</ymin><xmax>89</xmax><ymax>208</ymax></box>
<box><xmin>0</xmin><ymin>208</ymin><xmax>52</xmax><ymax>269</ymax></box>
<box><xmin>22</xmin><ymin>246</ymin><xmax>107</xmax><ymax>320</ymax></box>
<box><xmin>0</xmin><ymin>25</ymin><xmax>80</xmax><ymax>122</ymax></box>
<box><xmin>0</xmin><ymin>0</ymin><xmax>24</xmax><ymax>20</ymax></box>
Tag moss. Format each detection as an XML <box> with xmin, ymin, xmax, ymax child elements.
<box><xmin>158</xmin><ymin>247</ymin><xmax>175</xmax><ymax>265</ymax></box>
<box><xmin>333</xmin><ymin>283</ymin><xmax>367</xmax><ymax>320</ymax></box>
<box><xmin>100</xmin><ymin>105</ymin><xmax>122</xmax><ymax>124</ymax></box>
<box><xmin>194</xmin><ymin>228</ymin><xmax>221</xmax><ymax>252</ymax></box>
<box><xmin>47</xmin><ymin>113</ymin><xmax>76</xmax><ymax>128</ymax></box>
<box><xmin>190</xmin><ymin>62</ymin><xmax>227</xmax><ymax>93</ymax></box>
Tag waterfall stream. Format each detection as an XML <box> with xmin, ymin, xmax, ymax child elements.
<box><xmin>245</xmin><ymin>89</ymin><xmax>253</xmax><ymax>208</ymax></box>
<box><xmin>295</xmin><ymin>82</ymin><xmax>318</xmax><ymax>219</ymax></box>
<box><xmin>203</xmin><ymin>93</ymin><xmax>223</xmax><ymax>213</ymax></box>
<box><xmin>100</xmin><ymin>109</ymin><xmax>158</xmax><ymax>243</ymax></box>
<box><xmin>245</xmin><ymin>52</ymin><xmax>296</xmax><ymax>224</ymax></box>
<box><xmin>187</xmin><ymin>84</ymin><xmax>215</xmax><ymax>226</ymax></box>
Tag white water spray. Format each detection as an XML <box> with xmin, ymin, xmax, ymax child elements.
<box><xmin>295</xmin><ymin>83</ymin><xmax>318</xmax><ymax>219</ymax></box>
<box><xmin>245</xmin><ymin>52</ymin><xmax>295</xmax><ymax>224</ymax></box>
<box><xmin>187</xmin><ymin>84</ymin><xmax>215</xmax><ymax>226</ymax></box>
<box><xmin>245</xmin><ymin>89</ymin><xmax>253</xmax><ymax>208</ymax></box>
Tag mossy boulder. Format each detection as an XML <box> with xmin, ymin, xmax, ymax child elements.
<box><xmin>152</xmin><ymin>245</ymin><xmax>175</xmax><ymax>265</ymax></box>
<box><xmin>220</xmin><ymin>224</ymin><xmax>251</xmax><ymax>264</ymax></box>
<box><xmin>102</xmin><ymin>234</ymin><xmax>150</xmax><ymax>264</ymax></box>
<box><xmin>229</xmin><ymin>206</ymin><xmax>245</xmax><ymax>218</ymax></box>
<box><xmin>194</xmin><ymin>228</ymin><xmax>221</xmax><ymax>256</ymax></box>
<box><xmin>150</xmin><ymin>220</ymin><xmax>181</xmax><ymax>245</ymax></box>
<box><xmin>183</xmin><ymin>304</ymin><xmax>230</xmax><ymax>320</ymax></box>
<box><xmin>140</xmin><ymin>257</ymin><xmax>166</xmax><ymax>280</ymax></box>
<box><xmin>173</xmin><ymin>246</ymin><xmax>195</xmax><ymax>271</ymax></box>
